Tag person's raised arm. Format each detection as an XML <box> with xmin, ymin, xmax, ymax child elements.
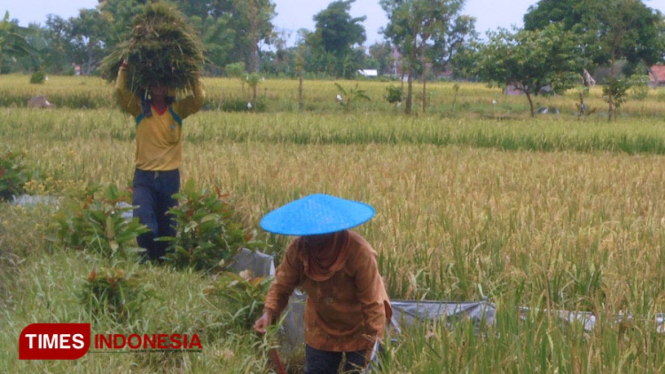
<box><xmin>172</xmin><ymin>76</ymin><xmax>205</xmax><ymax>119</ymax></box>
<box><xmin>116</xmin><ymin>62</ymin><xmax>142</xmax><ymax>117</ymax></box>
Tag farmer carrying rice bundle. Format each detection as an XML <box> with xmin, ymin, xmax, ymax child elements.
<box><xmin>254</xmin><ymin>194</ymin><xmax>392</xmax><ymax>374</ymax></box>
<box><xmin>101</xmin><ymin>3</ymin><xmax>205</xmax><ymax>262</ymax></box>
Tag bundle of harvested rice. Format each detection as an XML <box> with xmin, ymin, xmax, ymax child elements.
<box><xmin>101</xmin><ymin>3</ymin><xmax>205</xmax><ymax>96</ymax></box>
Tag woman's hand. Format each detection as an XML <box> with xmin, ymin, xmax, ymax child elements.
<box><xmin>363</xmin><ymin>340</ymin><xmax>378</xmax><ymax>367</ymax></box>
<box><xmin>253</xmin><ymin>311</ymin><xmax>272</xmax><ymax>335</ymax></box>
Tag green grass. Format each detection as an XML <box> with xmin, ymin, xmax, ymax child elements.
<box><xmin>4</xmin><ymin>108</ymin><xmax>665</xmax><ymax>155</ymax></box>
<box><xmin>0</xmin><ymin>209</ymin><xmax>272</xmax><ymax>373</ymax></box>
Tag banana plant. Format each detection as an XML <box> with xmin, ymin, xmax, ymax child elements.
<box><xmin>0</xmin><ymin>11</ymin><xmax>35</xmax><ymax>73</ymax></box>
<box><xmin>334</xmin><ymin>82</ymin><xmax>370</xmax><ymax>113</ymax></box>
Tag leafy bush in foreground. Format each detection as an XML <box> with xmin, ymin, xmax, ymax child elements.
<box><xmin>49</xmin><ymin>184</ymin><xmax>148</xmax><ymax>259</ymax></box>
<box><xmin>79</xmin><ymin>267</ymin><xmax>151</xmax><ymax>320</ymax></box>
<box><xmin>204</xmin><ymin>270</ymin><xmax>272</xmax><ymax>331</ymax></box>
<box><xmin>162</xmin><ymin>179</ymin><xmax>268</xmax><ymax>272</ymax></box>
<box><xmin>0</xmin><ymin>150</ymin><xmax>28</xmax><ymax>201</ymax></box>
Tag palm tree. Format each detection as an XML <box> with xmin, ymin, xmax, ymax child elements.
<box><xmin>0</xmin><ymin>12</ymin><xmax>34</xmax><ymax>73</ymax></box>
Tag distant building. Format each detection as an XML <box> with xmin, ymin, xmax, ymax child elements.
<box><xmin>649</xmin><ymin>65</ymin><xmax>665</xmax><ymax>87</ymax></box>
<box><xmin>505</xmin><ymin>84</ymin><xmax>523</xmax><ymax>96</ymax></box>
<box><xmin>357</xmin><ymin>69</ymin><xmax>378</xmax><ymax>77</ymax></box>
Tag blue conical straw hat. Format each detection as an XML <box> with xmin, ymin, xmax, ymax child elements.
<box><xmin>260</xmin><ymin>194</ymin><xmax>375</xmax><ymax>236</ymax></box>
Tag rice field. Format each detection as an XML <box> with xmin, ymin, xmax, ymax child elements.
<box><xmin>3</xmin><ymin>73</ymin><xmax>665</xmax><ymax>117</ymax></box>
<box><xmin>2</xmin><ymin>75</ymin><xmax>665</xmax><ymax>373</ymax></box>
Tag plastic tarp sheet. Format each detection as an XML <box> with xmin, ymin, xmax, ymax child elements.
<box><xmin>389</xmin><ymin>300</ymin><xmax>495</xmax><ymax>335</ymax></box>
<box><xmin>13</xmin><ymin>195</ymin><xmax>129</xmax><ymax>221</ymax></box>
<box><xmin>230</xmin><ymin>251</ymin><xmax>665</xmax><ymax>353</ymax></box>
<box><xmin>277</xmin><ymin>297</ymin><xmax>497</xmax><ymax>350</ymax></box>
<box><xmin>518</xmin><ymin>307</ymin><xmax>665</xmax><ymax>333</ymax></box>
<box><xmin>12</xmin><ymin>194</ymin><xmax>58</xmax><ymax>207</ymax></box>
<box><xmin>230</xmin><ymin>248</ymin><xmax>276</xmax><ymax>278</ymax></box>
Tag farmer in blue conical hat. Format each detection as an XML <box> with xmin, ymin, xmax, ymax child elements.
<box><xmin>254</xmin><ymin>194</ymin><xmax>392</xmax><ymax>374</ymax></box>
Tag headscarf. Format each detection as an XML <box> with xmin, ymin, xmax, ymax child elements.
<box><xmin>297</xmin><ymin>230</ymin><xmax>351</xmax><ymax>282</ymax></box>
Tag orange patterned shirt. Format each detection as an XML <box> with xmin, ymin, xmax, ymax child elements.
<box><xmin>264</xmin><ymin>231</ymin><xmax>392</xmax><ymax>352</ymax></box>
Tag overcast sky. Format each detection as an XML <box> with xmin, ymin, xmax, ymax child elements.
<box><xmin>4</xmin><ymin>0</ymin><xmax>665</xmax><ymax>46</ymax></box>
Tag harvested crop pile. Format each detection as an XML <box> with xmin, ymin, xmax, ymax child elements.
<box><xmin>101</xmin><ymin>3</ymin><xmax>205</xmax><ymax>96</ymax></box>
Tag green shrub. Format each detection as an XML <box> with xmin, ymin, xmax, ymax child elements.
<box><xmin>29</xmin><ymin>71</ymin><xmax>46</xmax><ymax>84</ymax></box>
<box><xmin>225</xmin><ymin>62</ymin><xmax>245</xmax><ymax>78</ymax></box>
<box><xmin>384</xmin><ymin>85</ymin><xmax>403</xmax><ymax>104</ymax></box>
<box><xmin>0</xmin><ymin>150</ymin><xmax>28</xmax><ymax>201</ymax></box>
<box><xmin>603</xmin><ymin>78</ymin><xmax>631</xmax><ymax>120</ymax></box>
<box><xmin>79</xmin><ymin>267</ymin><xmax>151</xmax><ymax>320</ymax></box>
<box><xmin>48</xmin><ymin>184</ymin><xmax>148</xmax><ymax>258</ymax></box>
<box><xmin>161</xmin><ymin>179</ymin><xmax>266</xmax><ymax>272</ymax></box>
<box><xmin>628</xmin><ymin>75</ymin><xmax>650</xmax><ymax>100</ymax></box>
<box><xmin>204</xmin><ymin>270</ymin><xmax>272</xmax><ymax>330</ymax></box>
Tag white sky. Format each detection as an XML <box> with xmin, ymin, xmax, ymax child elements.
<box><xmin>3</xmin><ymin>0</ymin><xmax>665</xmax><ymax>46</ymax></box>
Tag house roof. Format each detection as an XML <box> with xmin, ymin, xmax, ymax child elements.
<box><xmin>649</xmin><ymin>65</ymin><xmax>665</xmax><ymax>83</ymax></box>
<box><xmin>358</xmin><ymin>69</ymin><xmax>378</xmax><ymax>77</ymax></box>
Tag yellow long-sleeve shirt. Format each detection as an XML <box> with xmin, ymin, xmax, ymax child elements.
<box><xmin>116</xmin><ymin>67</ymin><xmax>205</xmax><ymax>171</ymax></box>
<box><xmin>264</xmin><ymin>231</ymin><xmax>392</xmax><ymax>353</ymax></box>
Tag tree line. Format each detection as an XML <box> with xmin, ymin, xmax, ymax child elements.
<box><xmin>1</xmin><ymin>0</ymin><xmax>479</xmax><ymax>79</ymax></box>
<box><xmin>1</xmin><ymin>0</ymin><xmax>664</xmax><ymax>116</ymax></box>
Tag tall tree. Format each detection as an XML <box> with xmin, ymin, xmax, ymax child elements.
<box><xmin>43</xmin><ymin>15</ymin><xmax>75</xmax><ymax>74</ymax></box>
<box><xmin>16</xmin><ymin>23</ymin><xmax>49</xmax><ymax>73</ymax></box>
<box><xmin>259</xmin><ymin>29</ymin><xmax>292</xmax><ymax>76</ymax></box>
<box><xmin>428</xmin><ymin>15</ymin><xmax>478</xmax><ymax>74</ymax></box>
<box><xmin>234</xmin><ymin>0</ymin><xmax>277</xmax><ymax>72</ymax></box>
<box><xmin>597</xmin><ymin>0</ymin><xmax>663</xmax><ymax>73</ymax></box>
<box><xmin>524</xmin><ymin>0</ymin><xmax>664</xmax><ymax>69</ymax></box>
<box><xmin>308</xmin><ymin>0</ymin><xmax>366</xmax><ymax>78</ymax></box>
<box><xmin>0</xmin><ymin>12</ymin><xmax>34</xmax><ymax>74</ymax></box>
<box><xmin>597</xmin><ymin>0</ymin><xmax>664</xmax><ymax>118</ymax></box>
<box><xmin>197</xmin><ymin>15</ymin><xmax>236</xmax><ymax>73</ymax></box>
<box><xmin>169</xmin><ymin>0</ymin><xmax>276</xmax><ymax>72</ymax></box>
<box><xmin>69</xmin><ymin>9</ymin><xmax>112</xmax><ymax>75</ymax></box>
<box><xmin>524</xmin><ymin>0</ymin><xmax>592</xmax><ymax>31</ymax></box>
<box><xmin>381</xmin><ymin>0</ymin><xmax>464</xmax><ymax>114</ymax></box>
<box><xmin>368</xmin><ymin>41</ymin><xmax>395</xmax><ymax>75</ymax></box>
<box><xmin>526</xmin><ymin>0</ymin><xmax>664</xmax><ymax>117</ymax></box>
<box><xmin>473</xmin><ymin>24</ymin><xmax>586</xmax><ymax>117</ymax></box>
<box><xmin>98</xmin><ymin>0</ymin><xmax>149</xmax><ymax>50</ymax></box>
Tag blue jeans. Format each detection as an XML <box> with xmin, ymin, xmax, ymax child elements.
<box><xmin>305</xmin><ymin>345</ymin><xmax>366</xmax><ymax>374</ymax></box>
<box><xmin>132</xmin><ymin>168</ymin><xmax>180</xmax><ymax>261</ymax></box>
